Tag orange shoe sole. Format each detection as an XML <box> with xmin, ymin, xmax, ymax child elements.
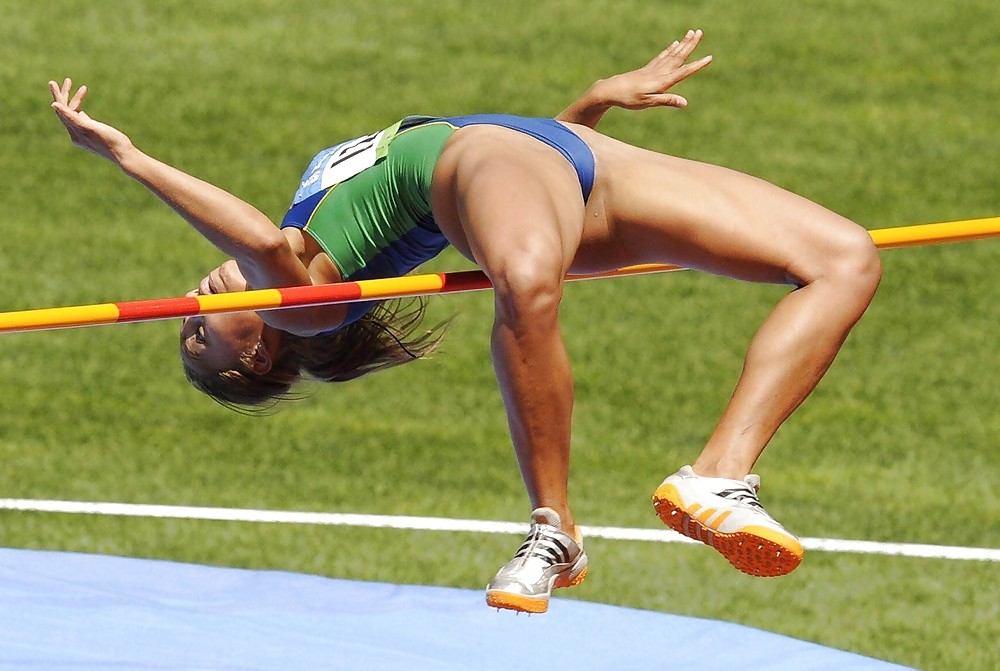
<box><xmin>485</xmin><ymin>566</ymin><xmax>589</xmax><ymax>613</ymax></box>
<box><xmin>653</xmin><ymin>485</ymin><xmax>803</xmax><ymax>577</ymax></box>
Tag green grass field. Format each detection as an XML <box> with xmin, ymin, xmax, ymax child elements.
<box><xmin>1</xmin><ymin>0</ymin><xmax>998</xmax><ymax>668</ymax></box>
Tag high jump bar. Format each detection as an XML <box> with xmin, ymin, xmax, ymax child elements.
<box><xmin>1</xmin><ymin>216</ymin><xmax>997</xmax><ymax>334</ymax></box>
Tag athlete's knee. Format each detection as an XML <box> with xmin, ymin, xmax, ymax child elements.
<box><xmin>829</xmin><ymin>224</ymin><xmax>882</xmax><ymax>299</ymax></box>
<box><xmin>489</xmin><ymin>254</ymin><xmax>564</xmax><ymax>325</ymax></box>
<box><xmin>800</xmin><ymin>223</ymin><xmax>881</xmax><ymax>302</ymax></box>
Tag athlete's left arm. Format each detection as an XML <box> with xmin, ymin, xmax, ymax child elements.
<box><xmin>555</xmin><ymin>29</ymin><xmax>713</xmax><ymax>129</ymax></box>
<box><xmin>49</xmin><ymin>78</ymin><xmax>311</xmax><ymax>294</ymax></box>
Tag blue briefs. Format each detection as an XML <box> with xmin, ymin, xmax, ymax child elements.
<box><xmin>440</xmin><ymin>114</ymin><xmax>596</xmax><ymax>202</ymax></box>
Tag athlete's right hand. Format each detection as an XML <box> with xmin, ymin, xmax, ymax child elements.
<box><xmin>598</xmin><ymin>29</ymin><xmax>713</xmax><ymax>110</ymax></box>
<box><xmin>49</xmin><ymin>78</ymin><xmax>135</xmax><ymax>165</ymax></box>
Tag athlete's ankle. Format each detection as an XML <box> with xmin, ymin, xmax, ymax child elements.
<box><xmin>690</xmin><ymin>456</ymin><xmax>751</xmax><ymax>480</ymax></box>
<box><xmin>535</xmin><ymin>506</ymin><xmax>580</xmax><ymax>542</ymax></box>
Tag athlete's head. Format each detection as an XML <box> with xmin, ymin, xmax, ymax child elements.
<box><xmin>178</xmin><ymin>261</ymin><xmax>448</xmax><ymax>412</ymax></box>
<box><xmin>178</xmin><ymin>260</ymin><xmax>298</xmax><ymax>409</ymax></box>
<box><xmin>179</xmin><ymin>311</ymin><xmax>299</xmax><ymax>409</ymax></box>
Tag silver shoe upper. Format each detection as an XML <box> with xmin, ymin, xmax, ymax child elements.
<box><xmin>487</xmin><ymin>508</ymin><xmax>585</xmax><ymax>598</ymax></box>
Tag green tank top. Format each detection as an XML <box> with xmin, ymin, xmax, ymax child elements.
<box><xmin>280</xmin><ymin>118</ymin><xmax>455</xmax><ymax>282</ymax></box>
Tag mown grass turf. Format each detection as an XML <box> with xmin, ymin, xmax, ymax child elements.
<box><xmin>1</xmin><ymin>1</ymin><xmax>998</xmax><ymax>669</ymax></box>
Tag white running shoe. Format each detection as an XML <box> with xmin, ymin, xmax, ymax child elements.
<box><xmin>485</xmin><ymin>507</ymin><xmax>588</xmax><ymax>613</ymax></box>
<box><xmin>653</xmin><ymin>465</ymin><xmax>803</xmax><ymax>577</ymax></box>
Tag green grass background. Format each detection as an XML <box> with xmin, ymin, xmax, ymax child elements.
<box><xmin>1</xmin><ymin>0</ymin><xmax>998</xmax><ymax>668</ymax></box>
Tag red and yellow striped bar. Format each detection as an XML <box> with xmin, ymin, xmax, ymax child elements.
<box><xmin>0</xmin><ymin>303</ymin><xmax>124</xmax><ymax>331</ymax></box>
<box><xmin>0</xmin><ymin>216</ymin><xmax>996</xmax><ymax>335</ymax></box>
<box><xmin>868</xmin><ymin>217</ymin><xmax>1000</xmax><ymax>249</ymax></box>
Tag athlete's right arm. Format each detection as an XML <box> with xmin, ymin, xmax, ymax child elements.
<box><xmin>556</xmin><ymin>29</ymin><xmax>713</xmax><ymax>129</ymax></box>
<box><xmin>49</xmin><ymin>78</ymin><xmax>310</xmax><ymax>293</ymax></box>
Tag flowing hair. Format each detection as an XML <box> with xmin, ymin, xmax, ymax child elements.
<box><xmin>180</xmin><ymin>298</ymin><xmax>447</xmax><ymax>414</ymax></box>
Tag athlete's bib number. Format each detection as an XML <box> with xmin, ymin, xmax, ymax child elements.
<box><xmin>318</xmin><ymin>130</ymin><xmax>383</xmax><ymax>189</ymax></box>
<box><xmin>292</xmin><ymin>121</ymin><xmax>403</xmax><ymax>205</ymax></box>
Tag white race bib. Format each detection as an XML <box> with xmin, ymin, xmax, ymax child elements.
<box><xmin>319</xmin><ymin>130</ymin><xmax>383</xmax><ymax>189</ymax></box>
<box><xmin>291</xmin><ymin>120</ymin><xmax>402</xmax><ymax>204</ymax></box>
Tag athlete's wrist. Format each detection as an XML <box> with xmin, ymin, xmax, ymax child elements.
<box><xmin>114</xmin><ymin>143</ymin><xmax>146</xmax><ymax>176</ymax></box>
<box><xmin>583</xmin><ymin>78</ymin><xmax>616</xmax><ymax>111</ymax></box>
<box><xmin>557</xmin><ymin>82</ymin><xmax>613</xmax><ymax>128</ymax></box>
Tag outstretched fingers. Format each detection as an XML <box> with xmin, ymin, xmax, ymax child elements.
<box><xmin>69</xmin><ymin>82</ymin><xmax>88</xmax><ymax>110</ymax></box>
<box><xmin>646</xmin><ymin>29</ymin><xmax>713</xmax><ymax>90</ymax></box>
<box><xmin>672</xmin><ymin>53</ymin><xmax>714</xmax><ymax>83</ymax></box>
<box><xmin>674</xmin><ymin>29</ymin><xmax>703</xmax><ymax>61</ymax></box>
<box><xmin>49</xmin><ymin>77</ymin><xmax>88</xmax><ymax>111</ymax></box>
<box><xmin>46</xmin><ymin>79</ymin><xmax>133</xmax><ymax>163</ymax></box>
<box><xmin>654</xmin><ymin>29</ymin><xmax>704</xmax><ymax>65</ymax></box>
<box><xmin>640</xmin><ymin>30</ymin><xmax>713</xmax><ymax>107</ymax></box>
<box><xmin>48</xmin><ymin>78</ymin><xmax>67</xmax><ymax>105</ymax></box>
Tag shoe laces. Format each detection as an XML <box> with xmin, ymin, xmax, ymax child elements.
<box><xmin>714</xmin><ymin>480</ymin><xmax>765</xmax><ymax>510</ymax></box>
<box><xmin>514</xmin><ymin>523</ymin><xmax>574</xmax><ymax>567</ymax></box>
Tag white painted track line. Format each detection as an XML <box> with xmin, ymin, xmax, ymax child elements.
<box><xmin>1</xmin><ymin>498</ymin><xmax>997</xmax><ymax>562</ymax></box>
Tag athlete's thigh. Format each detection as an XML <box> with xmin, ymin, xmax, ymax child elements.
<box><xmin>594</xmin><ymin>140</ymin><xmax>869</xmax><ymax>285</ymax></box>
<box><xmin>434</xmin><ymin>128</ymin><xmax>586</xmax><ymax>279</ymax></box>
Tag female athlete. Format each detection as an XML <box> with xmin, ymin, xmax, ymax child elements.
<box><xmin>50</xmin><ymin>30</ymin><xmax>881</xmax><ymax>613</ymax></box>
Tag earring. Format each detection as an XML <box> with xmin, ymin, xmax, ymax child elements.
<box><xmin>240</xmin><ymin>340</ymin><xmax>264</xmax><ymax>368</ymax></box>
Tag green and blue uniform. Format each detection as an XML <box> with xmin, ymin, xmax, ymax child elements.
<box><xmin>281</xmin><ymin>114</ymin><xmax>595</xmax><ymax>329</ymax></box>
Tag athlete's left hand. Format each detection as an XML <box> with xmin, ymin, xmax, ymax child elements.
<box><xmin>600</xmin><ymin>29</ymin><xmax>713</xmax><ymax>110</ymax></box>
<box><xmin>49</xmin><ymin>78</ymin><xmax>136</xmax><ymax>165</ymax></box>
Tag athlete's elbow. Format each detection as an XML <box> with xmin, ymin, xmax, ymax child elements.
<box><xmin>249</xmin><ymin>228</ymin><xmax>293</xmax><ymax>263</ymax></box>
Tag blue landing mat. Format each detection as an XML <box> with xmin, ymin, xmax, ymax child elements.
<box><xmin>0</xmin><ymin>549</ymin><xmax>912</xmax><ymax>670</ymax></box>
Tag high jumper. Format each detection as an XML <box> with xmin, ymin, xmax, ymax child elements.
<box><xmin>50</xmin><ymin>30</ymin><xmax>881</xmax><ymax>613</ymax></box>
